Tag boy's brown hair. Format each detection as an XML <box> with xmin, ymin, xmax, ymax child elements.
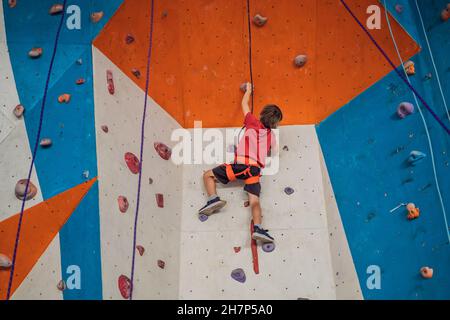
<box><xmin>259</xmin><ymin>104</ymin><xmax>283</xmax><ymax>129</ymax></box>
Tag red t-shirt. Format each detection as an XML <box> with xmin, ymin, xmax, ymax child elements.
<box><xmin>235</xmin><ymin>112</ymin><xmax>276</xmax><ymax>168</ymax></box>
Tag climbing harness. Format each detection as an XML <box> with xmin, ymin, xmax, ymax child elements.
<box><xmin>129</xmin><ymin>0</ymin><xmax>155</xmax><ymax>300</ymax></box>
<box><xmin>6</xmin><ymin>0</ymin><xmax>68</xmax><ymax>300</ymax></box>
<box><xmin>382</xmin><ymin>0</ymin><xmax>449</xmax><ymax>243</ymax></box>
<box><xmin>224</xmin><ymin>162</ymin><xmax>261</xmax><ymax>185</ymax></box>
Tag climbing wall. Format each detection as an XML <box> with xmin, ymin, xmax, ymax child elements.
<box><xmin>1</xmin><ymin>0</ymin><xmax>448</xmax><ymax>300</ymax></box>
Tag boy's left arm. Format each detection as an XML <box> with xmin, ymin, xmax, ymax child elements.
<box><xmin>241</xmin><ymin>82</ymin><xmax>252</xmax><ymax>116</ymax></box>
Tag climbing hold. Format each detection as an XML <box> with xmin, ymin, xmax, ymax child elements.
<box><xmin>231</xmin><ymin>268</ymin><xmax>246</xmax><ymax>283</ymax></box>
<box><xmin>117</xmin><ymin>196</ymin><xmax>129</xmax><ymax>213</ymax></box>
<box><xmin>0</xmin><ymin>254</ymin><xmax>12</xmax><ymax>269</ymax></box>
<box><xmin>262</xmin><ymin>242</ymin><xmax>275</xmax><ymax>253</ymax></box>
<box><xmin>57</xmin><ymin>280</ymin><xmax>66</xmax><ymax>291</ymax></box>
<box><xmin>294</xmin><ymin>55</ymin><xmax>308</xmax><ymax>68</ymax></box>
<box><xmin>408</xmin><ymin>151</ymin><xmax>426</xmax><ymax>166</ymax></box>
<box><xmin>101</xmin><ymin>125</ymin><xmax>109</xmax><ymax>133</ymax></box>
<box><xmin>118</xmin><ymin>275</ymin><xmax>131</xmax><ymax>299</ymax></box>
<box><xmin>441</xmin><ymin>4</ymin><xmax>450</xmax><ymax>21</ymax></box>
<box><xmin>15</xmin><ymin>179</ymin><xmax>37</xmax><ymax>201</ymax></box>
<box><xmin>233</xmin><ymin>247</ymin><xmax>241</xmax><ymax>253</ymax></box>
<box><xmin>13</xmin><ymin>104</ymin><xmax>24</xmax><ymax>118</ymax></box>
<box><xmin>82</xmin><ymin>170</ymin><xmax>89</xmax><ymax>179</ymax></box>
<box><xmin>282</xmin><ymin>145</ymin><xmax>289</xmax><ymax>151</ymax></box>
<box><xmin>162</xmin><ymin>10</ymin><xmax>168</xmax><ymax>18</ymax></box>
<box><xmin>8</xmin><ymin>0</ymin><xmax>16</xmax><ymax>8</ymax></box>
<box><xmin>157</xmin><ymin>259</ymin><xmax>165</xmax><ymax>269</ymax></box>
<box><xmin>394</xmin><ymin>4</ymin><xmax>403</xmax><ymax>13</ymax></box>
<box><xmin>125</xmin><ymin>34</ymin><xmax>135</xmax><ymax>44</ymax></box>
<box><xmin>244</xmin><ymin>200</ymin><xmax>249</xmax><ymax>207</ymax></box>
<box><xmin>136</xmin><ymin>245</ymin><xmax>145</xmax><ymax>256</ymax></box>
<box><xmin>49</xmin><ymin>4</ymin><xmax>64</xmax><ymax>15</ymax></box>
<box><xmin>239</xmin><ymin>82</ymin><xmax>253</xmax><ymax>92</ymax></box>
<box><xmin>149</xmin><ymin>178</ymin><xmax>153</xmax><ymax>184</ymax></box>
<box><xmin>198</xmin><ymin>214</ymin><xmax>208</xmax><ymax>222</ymax></box>
<box><xmin>76</xmin><ymin>58</ymin><xmax>83</xmax><ymax>65</ymax></box>
<box><xmin>404</xmin><ymin>60</ymin><xmax>415</xmax><ymax>76</ymax></box>
<box><xmin>124</xmin><ymin>152</ymin><xmax>140</xmax><ymax>174</ymax></box>
<box><xmin>28</xmin><ymin>47</ymin><xmax>43</xmax><ymax>59</ymax></box>
<box><xmin>76</xmin><ymin>78</ymin><xmax>85</xmax><ymax>85</ymax></box>
<box><xmin>39</xmin><ymin>138</ymin><xmax>52</xmax><ymax>147</ymax></box>
<box><xmin>90</xmin><ymin>11</ymin><xmax>104</xmax><ymax>23</ymax></box>
<box><xmin>397</xmin><ymin>102</ymin><xmax>414</xmax><ymax>118</ymax></box>
<box><xmin>253</xmin><ymin>14</ymin><xmax>268</xmax><ymax>27</ymax></box>
<box><xmin>406</xmin><ymin>203</ymin><xmax>420</xmax><ymax>220</ymax></box>
<box><xmin>131</xmin><ymin>68</ymin><xmax>141</xmax><ymax>79</ymax></box>
<box><xmin>420</xmin><ymin>267</ymin><xmax>433</xmax><ymax>279</ymax></box>
<box><xmin>155</xmin><ymin>193</ymin><xmax>164</xmax><ymax>208</ymax></box>
<box><xmin>107</xmin><ymin>70</ymin><xmax>115</xmax><ymax>95</ymax></box>
<box><xmin>154</xmin><ymin>142</ymin><xmax>172</xmax><ymax>160</ymax></box>
<box><xmin>58</xmin><ymin>93</ymin><xmax>71</xmax><ymax>104</ymax></box>
<box><xmin>284</xmin><ymin>187</ymin><xmax>294</xmax><ymax>195</ymax></box>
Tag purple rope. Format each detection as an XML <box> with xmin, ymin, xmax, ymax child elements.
<box><xmin>5</xmin><ymin>0</ymin><xmax>68</xmax><ymax>300</ymax></box>
<box><xmin>339</xmin><ymin>0</ymin><xmax>450</xmax><ymax>135</ymax></box>
<box><xmin>129</xmin><ymin>0</ymin><xmax>155</xmax><ymax>300</ymax></box>
<box><xmin>246</xmin><ymin>0</ymin><xmax>254</xmax><ymax>113</ymax></box>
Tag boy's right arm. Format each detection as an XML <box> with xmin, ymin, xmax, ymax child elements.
<box><xmin>241</xmin><ymin>82</ymin><xmax>252</xmax><ymax>116</ymax></box>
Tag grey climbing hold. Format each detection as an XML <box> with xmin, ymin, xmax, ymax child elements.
<box><xmin>13</xmin><ymin>104</ymin><xmax>24</xmax><ymax>118</ymax></box>
<box><xmin>408</xmin><ymin>150</ymin><xmax>426</xmax><ymax>166</ymax></box>
<box><xmin>15</xmin><ymin>179</ymin><xmax>37</xmax><ymax>201</ymax></box>
<box><xmin>284</xmin><ymin>187</ymin><xmax>294</xmax><ymax>195</ymax></box>
<box><xmin>0</xmin><ymin>254</ymin><xmax>12</xmax><ymax>269</ymax></box>
<box><xmin>76</xmin><ymin>58</ymin><xmax>83</xmax><ymax>65</ymax></box>
<box><xmin>294</xmin><ymin>55</ymin><xmax>307</xmax><ymax>68</ymax></box>
<box><xmin>198</xmin><ymin>214</ymin><xmax>208</xmax><ymax>222</ymax></box>
<box><xmin>262</xmin><ymin>242</ymin><xmax>275</xmax><ymax>253</ymax></box>
<box><xmin>82</xmin><ymin>170</ymin><xmax>89</xmax><ymax>179</ymax></box>
<box><xmin>253</xmin><ymin>14</ymin><xmax>268</xmax><ymax>27</ymax></box>
<box><xmin>231</xmin><ymin>268</ymin><xmax>246</xmax><ymax>283</ymax></box>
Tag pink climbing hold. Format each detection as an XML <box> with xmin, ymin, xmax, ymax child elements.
<box><xmin>76</xmin><ymin>78</ymin><xmax>85</xmax><ymax>85</ymax></box>
<box><xmin>394</xmin><ymin>4</ymin><xmax>403</xmax><ymax>13</ymax></box>
<box><xmin>57</xmin><ymin>280</ymin><xmax>66</xmax><ymax>291</ymax></box>
<box><xmin>157</xmin><ymin>259</ymin><xmax>165</xmax><ymax>269</ymax></box>
<box><xmin>125</xmin><ymin>34</ymin><xmax>135</xmax><ymax>44</ymax></box>
<box><xmin>107</xmin><ymin>70</ymin><xmax>115</xmax><ymax>95</ymax></box>
<box><xmin>397</xmin><ymin>102</ymin><xmax>414</xmax><ymax>119</ymax></box>
<box><xmin>8</xmin><ymin>0</ymin><xmax>16</xmax><ymax>8</ymax></box>
<box><xmin>28</xmin><ymin>47</ymin><xmax>43</xmax><ymax>59</ymax></box>
<box><xmin>13</xmin><ymin>104</ymin><xmax>24</xmax><ymax>118</ymax></box>
<box><xmin>118</xmin><ymin>196</ymin><xmax>129</xmax><ymax>213</ymax></box>
<box><xmin>233</xmin><ymin>247</ymin><xmax>241</xmax><ymax>253</ymax></box>
<box><xmin>253</xmin><ymin>14</ymin><xmax>268</xmax><ymax>27</ymax></box>
<box><xmin>154</xmin><ymin>142</ymin><xmax>171</xmax><ymax>160</ymax></box>
<box><xmin>155</xmin><ymin>193</ymin><xmax>164</xmax><ymax>208</ymax></box>
<box><xmin>58</xmin><ymin>94</ymin><xmax>71</xmax><ymax>103</ymax></box>
<box><xmin>101</xmin><ymin>125</ymin><xmax>109</xmax><ymax>133</ymax></box>
<box><xmin>118</xmin><ymin>275</ymin><xmax>131</xmax><ymax>299</ymax></box>
<box><xmin>124</xmin><ymin>152</ymin><xmax>140</xmax><ymax>174</ymax></box>
<box><xmin>15</xmin><ymin>179</ymin><xmax>37</xmax><ymax>201</ymax></box>
<box><xmin>49</xmin><ymin>4</ymin><xmax>64</xmax><ymax>15</ymax></box>
<box><xmin>136</xmin><ymin>245</ymin><xmax>145</xmax><ymax>256</ymax></box>
<box><xmin>39</xmin><ymin>138</ymin><xmax>52</xmax><ymax>147</ymax></box>
<box><xmin>0</xmin><ymin>253</ymin><xmax>12</xmax><ymax>269</ymax></box>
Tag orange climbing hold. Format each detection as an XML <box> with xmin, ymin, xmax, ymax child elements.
<box><xmin>58</xmin><ymin>94</ymin><xmax>71</xmax><ymax>103</ymax></box>
<box><xmin>76</xmin><ymin>78</ymin><xmax>85</xmax><ymax>85</ymax></box>
<box><xmin>406</xmin><ymin>203</ymin><xmax>420</xmax><ymax>220</ymax></box>
<box><xmin>49</xmin><ymin>4</ymin><xmax>64</xmax><ymax>15</ymax></box>
<box><xmin>441</xmin><ymin>4</ymin><xmax>450</xmax><ymax>21</ymax></box>
<box><xmin>28</xmin><ymin>47</ymin><xmax>42</xmax><ymax>59</ymax></box>
<box><xmin>420</xmin><ymin>267</ymin><xmax>433</xmax><ymax>279</ymax></box>
<box><xmin>404</xmin><ymin>60</ymin><xmax>415</xmax><ymax>76</ymax></box>
<box><xmin>91</xmin><ymin>11</ymin><xmax>104</xmax><ymax>23</ymax></box>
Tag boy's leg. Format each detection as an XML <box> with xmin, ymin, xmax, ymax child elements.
<box><xmin>247</xmin><ymin>191</ymin><xmax>274</xmax><ymax>243</ymax></box>
<box><xmin>199</xmin><ymin>169</ymin><xmax>227</xmax><ymax>215</ymax></box>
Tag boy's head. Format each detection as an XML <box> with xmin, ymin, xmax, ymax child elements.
<box><xmin>260</xmin><ymin>104</ymin><xmax>283</xmax><ymax>129</ymax></box>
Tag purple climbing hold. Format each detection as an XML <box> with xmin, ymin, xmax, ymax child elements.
<box><xmin>231</xmin><ymin>268</ymin><xmax>246</xmax><ymax>283</ymax></box>
<box><xmin>397</xmin><ymin>102</ymin><xmax>414</xmax><ymax>119</ymax></box>
<box><xmin>262</xmin><ymin>242</ymin><xmax>275</xmax><ymax>253</ymax></box>
<box><xmin>395</xmin><ymin>4</ymin><xmax>404</xmax><ymax>13</ymax></box>
<box><xmin>198</xmin><ymin>214</ymin><xmax>208</xmax><ymax>222</ymax></box>
<box><xmin>284</xmin><ymin>187</ymin><xmax>294</xmax><ymax>195</ymax></box>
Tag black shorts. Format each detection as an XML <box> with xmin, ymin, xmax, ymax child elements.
<box><xmin>212</xmin><ymin>164</ymin><xmax>261</xmax><ymax>197</ymax></box>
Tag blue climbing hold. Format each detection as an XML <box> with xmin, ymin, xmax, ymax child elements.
<box><xmin>408</xmin><ymin>150</ymin><xmax>426</xmax><ymax>166</ymax></box>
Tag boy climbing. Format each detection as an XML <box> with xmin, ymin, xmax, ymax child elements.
<box><xmin>199</xmin><ymin>82</ymin><xmax>282</xmax><ymax>243</ymax></box>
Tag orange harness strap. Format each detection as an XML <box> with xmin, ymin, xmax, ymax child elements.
<box><xmin>224</xmin><ymin>164</ymin><xmax>260</xmax><ymax>185</ymax></box>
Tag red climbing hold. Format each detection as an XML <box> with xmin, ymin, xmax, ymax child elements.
<box><xmin>76</xmin><ymin>78</ymin><xmax>85</xmax><ymax>85</ymax></box>
<box><xmin>13</xmin><ymin>104</ymin><xmax>24</xmax><ymax>118</ymax></box>
<box><xmin>118</xmin><ymin>275</ymin><xmax>131</xmax><ymax>299</ymax></box>
<box><xmin>154</xmin><ymin>142</ymin><xmax>171</xmax><ymax>160</ymax></box>
<box><xmin>124</xmin><ymin>152</ymin><xmax>140</xmax><ymax>174</ymax></box>
<box><xmin>233</xmin><ymin>247</ymin><xmax>241</xmax><ymax>253</ymax></box>
<box><xmin>91</xmin><ymin>11</ymin><xmax>104</xmax><ymax>23</ymax></box>
<box><xmin>15</xmin><ymin>179</ymin><xmax>37</xmax><ymax>201</ymax></box>
<box><xmin>136</xmin><ymin>245</ymin><xmax>145</xmax><ymax>256</ymax></box>
<box><xmin>253</xmin><ymin>14</ymin><xmax>268</xmax><ymax>27</ymax></box>
<box><xmin>441</xmin><ymin>4</ymin><xmax>450</xmax><ymax>21</ymax></box>
<box><xmin>58</xmin><ymin>94</ymin><xmax>71</xmax><ymax>103</ymax></box>
<box><xmin>28</xmin><ymin>47</ymin><xmax>43</xmax><ymax>59</ymax></box>
<box><xmin>0</xmin><ymin>253</ymin><xmax>12</xmax><ymax>269</ymax></box>
<box><xmin>125</xmin><ymin>34</ymin><xmax>135</xmax><ymax>44</ymax></box>
<box><xmin>49</xmin><ymin>4</ymin><xmax>64</xmax><ymax>15</ymax></box>
<box><xmin>118</xmin><ymin>196</ymin><xmax>129</xmax><ymax>213</ymax></box>
<box><xmin>8</xmin><ymin>0</ymin><xmax>16</xmax><ymax>8</ymax></box>
<box><xmin>101</xmin><ymin>125</ymin><xmax>109</xmax><ymax>133</ymax></box>
<box><xmin>157</xmin><ymin>260</ymin><xmax>165</xmax><ymax>269</ymax></box>
<box><xmin>107</xmin><ymin>70</ymin><xmax>115</xmax><ymax>95</ymax></box>
<box><xmin>155</xmin><ymin>193</ymin><xmax>164</xmax><ymax>208</ymax></box>
<box><xmin>57</xmin><ymin>280</ymin><xmax>66</xmax><ymax>291</ymax></box>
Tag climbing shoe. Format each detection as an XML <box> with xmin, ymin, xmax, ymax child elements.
<box><xmin>198</xmin><ymin>197</ymin><xmax>227</xmax><ymax>216</ymax></box>
<box><xmin>252</xmin><ymin>225</ymin><xmax>274</xmax><ymax>243</ymax></box>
